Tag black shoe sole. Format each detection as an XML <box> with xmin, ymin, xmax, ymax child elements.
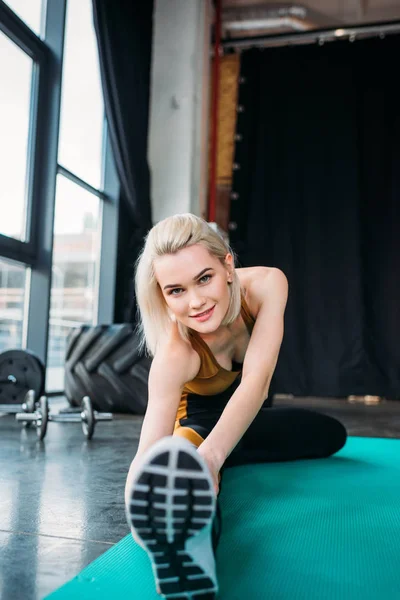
<box><xmin>126</xmin><ymin>437</ymin><xmax>218</xmax><ymax>599</ymax></box>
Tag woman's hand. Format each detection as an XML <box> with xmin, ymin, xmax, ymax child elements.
<box><xmin>196</xmin><ymin>444</ymin><xmax>224</xmax><ymax>495</ymax></box>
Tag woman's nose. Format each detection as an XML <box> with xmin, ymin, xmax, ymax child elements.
<box><xmin>189</xmin><ymin>293</ymin><xmax>206</xmax><ymax>310</ymax></box>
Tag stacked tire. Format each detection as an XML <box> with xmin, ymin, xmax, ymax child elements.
<box><xmin>64</xmin><ymin>324</ymin><xmax>152</xmax><ymax>414</ymax></box>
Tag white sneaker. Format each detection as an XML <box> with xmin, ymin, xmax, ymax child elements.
<box><xmin>126</xmin><ymin>436</ymin><xmax>218</xmax><ymax>599</ymax></box>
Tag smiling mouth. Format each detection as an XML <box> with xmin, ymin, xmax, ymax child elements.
<box><xmin>190</xmin><ymin>306</ymin><xmax>215</xmax><ymax>318</ymax></box>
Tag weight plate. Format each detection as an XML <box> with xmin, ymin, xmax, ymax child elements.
<box><xmin>0</xmin><ymin>349</ymin><xmax>45</xmax><ymax>406</ymax></box>
<box><xmin>82</xmin><ymin>396</ymin><xmax>95</xmax><ymax>440</ymax></box>
<box><xmin>37</xmin><ymin>396</ymin><xmax>49</xmax><ymax>441</ymax></box>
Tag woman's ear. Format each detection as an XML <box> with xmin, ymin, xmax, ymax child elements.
<box><xmin>224</xmin><ymin>253</ymin><xmax>234</xmax><ymax>270</ymax></box>
<box><xmin>224</xmin><ymin>253</ymin><xmax>234</xmax><ymax>282</ymax></box>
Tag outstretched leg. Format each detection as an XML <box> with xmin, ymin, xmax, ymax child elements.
<box><xmin>225</xmin><ymin>406</ymin><xmax>347</xmax><ymax>468</ymax></box>
<box><xmin>126</xmin><ymin>436</ymin><xmax>218</xmax><ymax>599</ymax></box>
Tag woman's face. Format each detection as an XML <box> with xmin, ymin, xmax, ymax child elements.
<box><xmin>154</xmin><ymin>244</ymin><xmax>233</xmax><ymax>334</ymax></box>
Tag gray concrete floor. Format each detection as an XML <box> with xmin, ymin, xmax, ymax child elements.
<box><xmin>0</xmin><ymin>396</ymin><xmax>399</xmax><ymax>600</ymax></box>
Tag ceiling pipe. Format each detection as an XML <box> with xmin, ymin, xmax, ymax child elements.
<box><xmin>222</xmin><ymin>3</ymin><xmax>338</xmax><ymax>35</ymax></box>
<box><xmin>226</xmin><ymin>17</ymin><xmax>310</xmax><ymax>32</ymax></box>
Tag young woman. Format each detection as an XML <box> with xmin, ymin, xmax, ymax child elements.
<box><xmin>125</xmin><ymin>213</ymin><xmax>347</xmax><ymax>599</ymax></box>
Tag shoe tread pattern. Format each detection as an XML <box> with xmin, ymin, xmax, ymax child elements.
<box><xmin>129</xmin><ymin>448</ymin><xmax>217</xmax><ymax>599</ymax></box>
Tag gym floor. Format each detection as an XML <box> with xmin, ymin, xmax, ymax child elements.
<box><xmin>1</xmin><ymin>396</ymin><xmax>400</xmax><ymax>600</ymax></box>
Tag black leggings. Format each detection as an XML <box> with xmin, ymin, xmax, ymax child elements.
<box><xmin>181</xmin><ymin>405</ymin><xmax>347</xmax><ymax>469</ymax></box>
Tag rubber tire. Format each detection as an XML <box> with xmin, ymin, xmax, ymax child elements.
<box><xmin>64</xmin><ymin>324</ymin><xmax>151</xmax><ymax>414</ymax></box>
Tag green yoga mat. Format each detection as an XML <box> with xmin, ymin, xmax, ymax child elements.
<box><xmin>46</xmin><ymin>437</ymin><xmax>400</xmax><ymax>600</ymax></box>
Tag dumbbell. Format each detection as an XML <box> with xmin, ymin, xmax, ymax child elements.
<box><xmin>15</xmin><ymin>395</ymin><xmax>49</xmax><ymax>440</ymax></box>
<box><xmin>0</xmin><ymin>389</ymin><xmax>37</xmax><ymax>416</ymax></box>
<box><xmin>16</xmin><ymin>396</ymin><xmax>112</xmax><ymax>441</ymax></box>
<box><xmin>49</xmin><ymin>396</ymin><xmax>113</xmax><ymax>439</ymax></box>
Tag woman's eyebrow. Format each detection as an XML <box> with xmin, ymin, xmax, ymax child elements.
<box><xmin>163</xmin><ymin>268</ymin><xmax>213</xmax><ymax>290</ymax></box>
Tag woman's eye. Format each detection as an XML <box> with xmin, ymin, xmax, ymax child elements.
<box><xmin>199</xmin><ymin>274</ymin><xmax>211</xmax><ymax>284</ymax></box>
<box><xmin>168</xmin><ymin>275</ymin><xmax>210</xmax><ymax>296</ymax></box>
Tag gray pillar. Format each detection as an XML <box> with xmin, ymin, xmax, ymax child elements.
<box><xmin>148</xmin><ymin>0</ymin><xmax>211</xmax><ymax>223</ymax></box>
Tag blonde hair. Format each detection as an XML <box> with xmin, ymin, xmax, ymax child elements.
<box><xmin>135</xmin><ymin>213</ymin><xmax>242</xmax><ymax>356</ymax></box>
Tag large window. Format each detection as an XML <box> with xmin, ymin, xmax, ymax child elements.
<box><xmin>0</xmin><ymin>30</ymin><xmax>34</xmax><ymax>242</ymax></box>
<box><xmin>0</xmin><ymin>0</ymin><xmax>119</xmax><ymax>394</ymax></box>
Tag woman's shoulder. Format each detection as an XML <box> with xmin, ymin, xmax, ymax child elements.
<box><xmin>152</xmin><ymin>325</ymin><xmax>200</xmax><ymax>382</ymax></box>
<box><xmin>237</xmin><ymin>266</ymin><xmax>288</xmax><ymax>318</ymax></box>
<box><xmin>236</xmin><ymin>265</ymin><xmax>279</xmax><ymax>286</ymax></box>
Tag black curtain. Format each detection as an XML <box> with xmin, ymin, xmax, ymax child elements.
<box><xmin>229</xmin><ymin>36</ymin><xmax>400</xmax><ymax>400</ymax></box>
<box><xmin>92</xmin><ymin>1</ymin><xmax>154</xmax><ymax>323</ymax></box>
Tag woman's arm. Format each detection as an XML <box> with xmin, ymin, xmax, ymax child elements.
<box><xmin>198</xmin><ymin>268</ymin><xmax>288</xmax><ymax>470</ymax></box>
<box><xmin>125</xmin><ymin>334</ymin><xmax>200</xmax><ymax>503</ymax></box>
<box><xmin>136</xmin><ymin>339</ymin><xmax>200</xmax><ymax>459</ymax></box>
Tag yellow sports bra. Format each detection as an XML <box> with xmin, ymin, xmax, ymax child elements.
<box><xmin>175</xmin><ymin>294</ymin><xmax>256</xmax><ymax>423</ymax></box>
